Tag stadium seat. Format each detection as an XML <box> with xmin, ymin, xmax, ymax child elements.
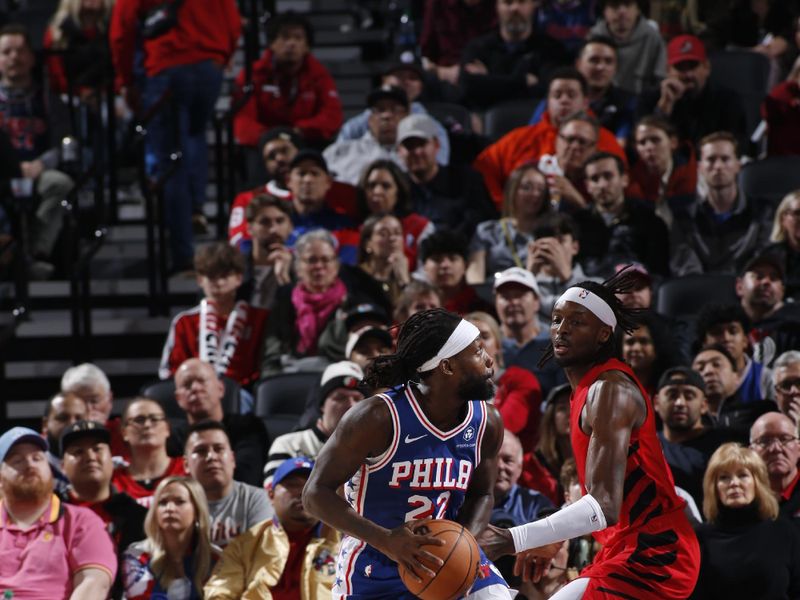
<box><xmin>484</xmin><ymin>98</ymin><xmax>539</xmax><ymax>141</ymax></box>
<box><xmin>255</xmin><ymin>372</ymin><xmax>321</xmax><ymax>439</ymax></box>
<box><xmin>709</xmin><ymin>50</ymin><xmax>771</xmax><ymax>138</ymax></box>
<box><xmin>655</xmin><ymin>274</ymin><xmax>739</xmax><ymax>319</ymax></box>
<box><xmin>141</xmin><ymin>376</ymin><xmax>242</xmax><ymax>420</ymax></box>
<box><xmin>739</xmin><ymin>155</ymin><xmax>800</xmax><ymax>209</ymax></box>
<box><xmin>424</xmin><ymin>102</ymin><xmax>473</xmax><ymax>133</ymax></box>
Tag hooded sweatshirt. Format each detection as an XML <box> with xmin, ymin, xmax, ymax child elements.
<box><xmin>590</xmin><ymin>16</ymin><xmax>666</xmax><ymax>94</ymax></box>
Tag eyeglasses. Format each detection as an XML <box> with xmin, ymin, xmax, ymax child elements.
<box><xmin>300</xmin><ymin>255</ymin><xmax>336</xmax><ymax>266</ymax></box>
<box><xmin>127</xmin><ymin>414</ymin><xmax>167</xmax><ymax>427</ymax></box>
<box><xmin>776</xmin><ymin>378</ymin><xmax>800</xmax><ymax>394</ymax></box>
<box><xmin>558</xmin><ymin>134</ymin><xmax>596</xmax><ymax>148</ymax></box>
<box><xmin>751</xmin><ymin>436</ymin><xmax>799</xmax><ymax>450</ymax></box>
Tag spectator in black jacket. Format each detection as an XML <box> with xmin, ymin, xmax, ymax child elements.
<box><xmin>749</xmin><ymin>412</ymin><xmax>800</xmax><ymax>521</ymax></box>
<box><xmin>397</xmin><ymin>113</ymin><xmax>497</xmax><ymax>240</ymax></box>
<box><xmin>637</xmin><ymin>35</ymin><xmax>749</xmax><ymax>150</ymax></box>
<box><xmin>574</xmin><ymin>35</ymin><xmax>637</xmax><ymax>144</ymax></box>
<box><xmin>458</xmin><ymin>0</ymin><xmax>569</xmax><ymax>110</ymax></box>
<box><xmin>692</xmin><ymin>443</ymin><xmax>800</xmax><ymax>600</ymax></box>
<box><xmin>578</xmin><ymin>151</ymin><xmax>669</xmax><ymax>277</ymax></box>
<box><xmin>670</xmin><ymin>132</ymin><xmax>771</xmax><ymax>276</ymax></box>
<box><xmin>736</xmin><ymin>252</ymin><xmax>800</xmax><ymax>358</ymax></box>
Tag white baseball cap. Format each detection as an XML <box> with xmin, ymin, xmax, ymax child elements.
<box><xmin>493</xmin><ymin>267</ymin><xmax>541</xmax><ymax>297</ymax></box>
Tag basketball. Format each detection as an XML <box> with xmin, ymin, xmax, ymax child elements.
<box><xmin>398</xmin><ymin>519</ymin><xmax>482</xmax><ymax>600</ymax></box>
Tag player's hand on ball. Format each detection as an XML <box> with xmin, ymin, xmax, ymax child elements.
<box><xmin>382</xmin><ymin>519</ymin><xmax>445</xmax><ymax>583</ymax></box>
<box><xmin>477</xmin><ymin>523</ymin><xmax>515</xmax><ymax>561</ymax></box>
<box><xmin>512</xmin><ymin>543</ymin><xmax>564</xmax><ymax>582</ymax></box>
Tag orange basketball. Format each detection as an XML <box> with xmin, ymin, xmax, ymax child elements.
<box><xmin>398</xmin><ymin>519</ymin><xmax>482</xmax><ymax>600</ymax></box>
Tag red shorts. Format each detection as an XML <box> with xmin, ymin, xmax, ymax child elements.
<box><xmin>581</xmin><ymin>511</ymin><xmax>700</xmax><ymax>599</ymax></box>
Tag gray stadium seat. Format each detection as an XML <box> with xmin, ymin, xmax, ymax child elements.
<box><xmin>484</xmin><ymin>98</ymin><xmax>539</xmax><ymax>142</ymax></box>
<box><xmin>739</xmin><ymin>155</ymin><xmax>800</xmax><ymax>209</ymax></box>
<box><xmin>655</xmin><ymin>274</ymin><xmax>739</xmax><ymax>319</ymax></box>
<box><xmin>255</xmin><ymin>372</ymin><xmax>321</xmax><ymax>439</ymax></box>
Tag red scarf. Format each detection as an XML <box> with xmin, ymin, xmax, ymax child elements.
<box><xmin>291</xmin><ymin>278</ymin><xmax>347</xmax><ymax>354</ymax></box>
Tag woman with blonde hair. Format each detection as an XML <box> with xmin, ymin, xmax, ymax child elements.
<box><xmin>691</xmin><ymin>443</ymin><xmax>800</xmax><ymax>599</ymax></box>
<box><xmin>467</xmin><ymin>163</ymin><xmax>551</xmax><ymax>283</ymax></box>
<box><xmin>763</xmin><ymin>189</ymin><xmax>800</xmax><ymax>298</ymax></box>
<box><xmin>44</xmin><ymin>0</ymin><xmax>114</xmax><ymax>94</ymax></box>
<box><xmin>122</xmin><ymin>476</ymin><xmax>219</xmax><ymax>600</ymax></box>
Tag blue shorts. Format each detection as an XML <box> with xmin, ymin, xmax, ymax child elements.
<box><xmin>333</xmin><ymin>535</ymin><xmax>508</xmax><ymax>599</ymax></box>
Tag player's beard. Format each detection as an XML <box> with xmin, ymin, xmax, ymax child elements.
<box><xmin>457</xmin><ymin>372</ymin><xmax>496</xmax><ymax>401</ymax></box>
<box><xmin>4</xmin><ymin>472</ymin><xmax>54</xmax><ymax>504</ymax></box>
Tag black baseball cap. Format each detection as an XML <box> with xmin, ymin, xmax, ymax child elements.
<box><xmin>656</xmin><ymin>366</ymin><xmax>706</xmax><ymax>394</ymax></box>
<box><xmin>289</xmin><ymin>149</ymin><xmax>328</xmax><ymax>173</ymax></box>
<box><xmin>60</xmin><ymin>420</ymin><xmax>111</xmax><ymax>456</ymax></box>
<box><xmin>741</xmin><ymin>252</ymin><xmax>785</xmax><ymax>280</ymax></box>
<box><xmin>366</xmin><ymin>85</ymin><xmax>409</xmax><ymax>110</ymax></box>
<box><xmin>344</xmin><ymin>303</ymin><xmax>391</xmax><ymax>330</ymax></box>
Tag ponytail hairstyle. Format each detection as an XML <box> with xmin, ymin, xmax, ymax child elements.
<box><xmin>365</xmin><ymin>308</ymin><xmax>461</xmax><ymax>389</ymax></box>
<box><xmin>538</xmin><ymin>266</ymin><xmax>645</xmax><ymax>367</ymax></box>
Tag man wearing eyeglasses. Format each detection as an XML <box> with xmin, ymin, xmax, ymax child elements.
<box><xmin>750</xmin><ymin>412</ymin><xmax>800</xmax><ymax>520</ymax></box>
<box><xmin>773</xmin><ymin>351</ymin><xmax>800</xmax><ymax>430</ymax></box>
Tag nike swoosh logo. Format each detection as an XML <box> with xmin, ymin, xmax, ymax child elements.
<box><xmin>404</xmin><ymin>434</ymin><xmax>427</xmax><ymax>444</ymax></box>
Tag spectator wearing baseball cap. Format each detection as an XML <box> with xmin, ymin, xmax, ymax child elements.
<box><xmin>493</xmin><ymin>266</ymin><xmax>566</xmax><ymax>399</ymax></box>
<box><xmin>654</xmin><ymin>366</ymin><xmax>741</xmax><ymax>508</ymax></box>
<box><xmin>397</xmin><ymin>113</ymin><xmax>497</xmax><ymax>240</ymax></box>
<box><xmin>589</xmin><ymin>0</ymin><xmax>666</xmax><ymax>94</ymax></box>
<box><xmin>232</xmin><ymin>11</ymin><xmax>343</xmax><ymax>147</ymax></box>
<box><xmin>737</xmin><ymin>251</ymin><xmax>800</xmax><ymax>359</ymax></box>
<box><xmin>345</xmin><ymin>326</ymin><xmax>393</xmax><ymax>371</ymax></box>
<box><xmin>323</xmin><ymin>86</ymin><xmax>409</xmax><ymax>185</ymax></box>
<box><xmin>263</xmin><ymin>361</ymin><xmax>366</xmax><ymax>488</ymax></box>
<box><xmin>336</xmin><ymin>62</ymin><xmax>451</xmax><ymax>165</ymax></box>
<box><xmin>60</xmin><ymin>420</ymin><xmax>148</xmax><ymax>597</ymax></box>
<box><xmin>205</xmin><ymin>456</ymin><xmax>340</xmax><ymax>599</ymax></box>
<box><xmin>0</xmin><ymin>426</ymin><xmax>117</xmax><ymax>598</ymax></box>
<box><xmin>637</xmin><ymin>34</ymin><xmax>748</xmax><ymax>149</ymax></box>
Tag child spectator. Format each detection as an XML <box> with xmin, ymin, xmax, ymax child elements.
<box><xmin>160</xmin><ymin>242</ymin><xmax>269</xmax><ymax>388</ymax></box>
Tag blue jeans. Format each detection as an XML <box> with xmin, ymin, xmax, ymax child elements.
<box><xmin>143</xmin><ymin>60</ymin><xmax>223</xmax><ymax>269</ymax></box>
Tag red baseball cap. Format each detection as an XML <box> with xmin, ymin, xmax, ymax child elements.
<box><xmin>667</xmin><ymin>35</ymin><xmax>707</xmax><ymax>66</ymax></box>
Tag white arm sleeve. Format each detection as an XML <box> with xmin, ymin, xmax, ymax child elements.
<box><xmin>509</xmin><ymin>493</ymin><xmax>608</xmax><ymax>553</ymax></box>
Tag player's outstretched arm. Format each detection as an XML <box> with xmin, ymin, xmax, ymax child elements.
<box><xmin>458</xmin><ymin>404</ymin><xmax>504</xmax><ymax>536</ymax></box>
<box><xmin>302</xmin><ymin>396</ymin><xmax>444</xmax><ymax>581</ymax></box>
<box><xmin>480</xmin><ymin>374</ymin><xmax>645</xmax><ymax>560</ymax></box>
<box><xmin>582</xmin><ymin>374</ymin><xmax>646</xmax><ymax>526</ymax></box>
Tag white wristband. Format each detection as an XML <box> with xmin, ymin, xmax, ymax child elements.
<box><xmin>509</xmin><ymin>494</ymin><xmax>607</xmax><ymax>553</ymax></box>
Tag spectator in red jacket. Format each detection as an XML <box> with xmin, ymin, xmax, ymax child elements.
<box><xmin>626</xmin><ymin>115</ymin><xmax>697</xmax><ymax>226</ymax></box>
<box><xmin>159</xmin><ymin>242</ymin><xmax>269</xmax><ymax>388</ymax></box>
<box><xmin>466</xmin><ymin>310</ymin><xmax>542</xmax><ymax>451</ymax></box>
<box><xmin>233</xmin><ymin>12</ymin><xmax>342</xmax><ymax>147</ymax></box>
<box><xmin>763</xmin><ymin>60</ymin><xmax>800</xmax><ymax>156</ymax></box>
<box><xmin>110</xmin><ymin>0</ymin><xmax>241</xmax><ymax>272</ymax></box>
<box><xmin>473</xmin><ymin>67</ymin><xmax>625</xmax><ymax>208</ymax></box>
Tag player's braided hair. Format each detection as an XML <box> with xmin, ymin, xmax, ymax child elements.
<box><xmin>365</xmin><ymin>308</ymin><xmax>461</xmax><ymax>389</ymax></box>
<box><xmin>538</xmin><ymin>266</ymin><xmax>645</xmax><ymax>367</ymax></box>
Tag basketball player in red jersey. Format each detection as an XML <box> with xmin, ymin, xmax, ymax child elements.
<box><xmin>481</xmin><ymin>270</ymin><xmax>700</xmax><ymax>599</ymax></box>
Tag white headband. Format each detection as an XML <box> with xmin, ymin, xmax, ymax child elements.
<box><xmin>417</xmin><ymin>319</ymin><xmax>481</xmax><ymax>373</ymax></box>
<box><xmin>558</xmin><ymin>287</ymin><xmax>617</xmax><ymax>329</ymax></box>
